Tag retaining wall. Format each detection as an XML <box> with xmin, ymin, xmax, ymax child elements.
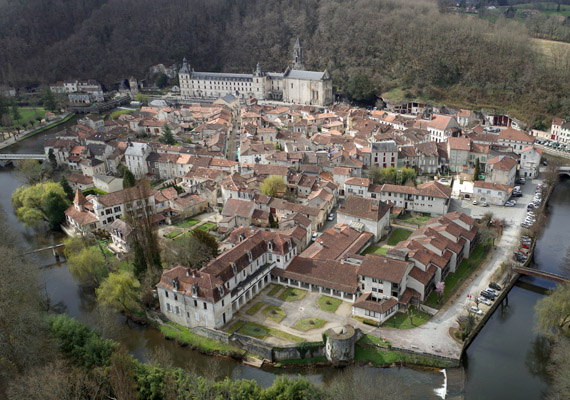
<box><xmin>273</xmin><ymin>342</ymin><xmax>325</xmax><ymax>362</ymax></box>
<box><xmin>191</xmin><ymin>326</ymin><xmax>231</xmax><ymax>344</ymax></box>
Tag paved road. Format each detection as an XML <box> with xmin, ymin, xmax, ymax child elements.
<box><xmin>357</xmin><ymin>178</ymin><xmax>542</xmax><ymax>358</ymax></box>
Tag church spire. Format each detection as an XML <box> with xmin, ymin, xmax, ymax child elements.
<box><xmin>292</xmin><ymin>38</ymin><xmax>305</xmax><ymax>70</ymax></box>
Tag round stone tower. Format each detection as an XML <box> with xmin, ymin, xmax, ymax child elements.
<box><xmin>325</xmin><ymin>325</ymin><xmax>357</xmax><ymax>364</ymax></box>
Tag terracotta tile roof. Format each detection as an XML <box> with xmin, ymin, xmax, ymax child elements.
<box><xmin>159</xmin><ymin>266</ymin><xmax>226</xmax><ymax>303</ymax></box>
<box><xmin>353</xmin><ymin>293</ymin><xmax>398</xmax><ymax>314</ymax></box>
<box><xmin>64</xmin><ymin>205</ymin><xmax>98</xmax><ymax>225</ymax></box>
<box><xmin>399</xmin><ymin>288</ymin><xmax>421</xmax><ymax>305</ymax></box>
<box><xmin>448</xmin><ymin>137</ymin><xmax>471</xmax><ymax>151</ymax></box>
<box><xmin>345</xmin><ymin>177</ymin><xmax>370</xmax><ymax>187</ymax></box>
<box><xmin>498</xmin><ymin>128</ymin><xmax>534</xmax><ymax>143</ymax></box>
<box><xmin>474</xmin><ymin>181</ymin><xmax>510</xmax><ymax>191</ymax></box>
<box><xmin>222</xmin><ymin>198</ymin><xmax>255</xmax><ymax>218</ymax></box>
<box><xmin>273</xmin><ymin>258</ymin><xmax>359</xmax><ymax>294</ymax></box>
<box><xmin>408</xmin><ymin>265</ymin><xmax>437</xmax><ymax>286</ymax></box>
<box><xmin>381</xmin><ymin>181</ymin><xmax>451</xmax><ymax>199</ymax></box>
<box><xmin>358</xmin><ymin>254</ymin><xmax>412</xmax><ymax>284</ymax></box>
<box><xmin>96</xmin><ymin>186</ymin><xmax>150</xmax><ymax>207</ymax></box>
<box><xmin>300</xmin><ymin>225</ymin><xmax>372</xmax><ymax>261</ymax></box>
<box><xmin>487</xmin><ymin>155</ymin><xmax>517</xmax><ymax>171</ymax></box>
<box><xmin>338</xmin><ymin>195</ymin><xmax>390</xmax><ymax>222</ymax></box>
<box><xmin>428</xmin><ymin>115</ymin><xmax>455</xmax><ymax>131</ymax></box>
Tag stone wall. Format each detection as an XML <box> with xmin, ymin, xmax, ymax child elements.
<box><xmin>325</xmin><ymin>325</ymin><xmax>358</xmax><ymax>363</ymax></box>
<box><xmin>230</xmin><ymin>333</ymin><xmax>273</xmax><ymax>360</ymax></box>
<box><xmin>272</xmin><ymin>342</ymin><xmax>325</xmax><ymax>362</ymax></box>
<box><xmin>191</xmin><ymin>326</ymin><xmax>231</xmax><ymax>344</ymax></box>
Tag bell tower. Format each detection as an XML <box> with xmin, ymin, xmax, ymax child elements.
<box><xmin>292</xmin><ymin>38</ymin><xmax>305</xmax><ymax>70</ymax></box>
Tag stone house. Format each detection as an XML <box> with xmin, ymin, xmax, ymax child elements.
<box><xmin>485</xmin><ymin>155</ymin><xmax>517</xmax><ymax>187</ymax></box>
<box><xmin>336</xmin><ymin>196</ymin><xmax>391</xmax><ymax>240</ymax></box>
<box><xmin>473</xmin><ymin>181</ymin><xmax>511</xmax><ymax>205</ymax></box>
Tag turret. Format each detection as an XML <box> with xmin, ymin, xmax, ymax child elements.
<box><xmin>292</xmin><ymin>38</ymin><xmax>305</xmax><ymax>70</ymax></box>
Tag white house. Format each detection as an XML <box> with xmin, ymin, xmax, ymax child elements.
<box><xmin>337</xmin><ymin>196</ymin><xmax>391</xmax><ymax>240</ymax></box>
<box><xmin>370</xmin><ymin>141</ymin><xmax>398</xmax><ymax>169</ymax></box>
<box><xmin>125</xmin><ymin>142</ymin><xmax>152</xmax><ymax>178</ymax></box>
<box><xmin>497</xmin><ymin>128</ymin><xmax>534</xmax><ymax>154</ymax></box>
<box><xmin>378</xmin><ymin>181</ymin><xmax>452</xmax><ymax>216</ymax></box>
<box><xmin>473</xmin><ymin>181</ymin><xmax>511</xmax><ymax>205</ymax></box>
<box><xmin>485</xmin><ymin>155</ymin><xmax>517</xmax><ymax>187</ymax></box>
<box><xmin>428</xmin><ymin>115</ymin><xmax>460</xmax><ymax>143</ymax></box>
<box><xmin>519</xmin><ymin>146</ymin><xmax>543</xmax><ymax>179</ymax></box>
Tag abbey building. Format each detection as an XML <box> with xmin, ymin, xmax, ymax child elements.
<box><xmin>178</xmin><ymin>39</ymin><xmax>333</xmax><ymax>106</ymax></box>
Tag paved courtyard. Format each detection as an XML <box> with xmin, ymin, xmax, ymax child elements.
<box><xmin>231</xmin><ymin>284</ymin><xmax>353</xmax><ymax>342</ymax></box>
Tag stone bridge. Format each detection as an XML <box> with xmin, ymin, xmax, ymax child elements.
<box><xmin>0</xmin><ymin>153</ymin><xmax>47</xmax><ymax>161</ymax></box>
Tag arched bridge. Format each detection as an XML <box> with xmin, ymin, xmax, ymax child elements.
<box><xmin>557</xmin><ymin>166</ymin><xmax>570</xmax><ymax>178</ymax></box>
<box><xmin>0</xmin><ymin>153</ymin><xmax>47</xmax><ymax>161</ymax></box>
<box><xmin>514</xmin><ymin>266</ymin><xmax>569</xmax><ymax>284</ymax></box>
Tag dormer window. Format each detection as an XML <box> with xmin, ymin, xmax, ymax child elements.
<box><xmin>239</xmin><ymin>234</ymin><xmax>244</xmax><ymax>242</ymax></box>
<box><xmin>248</xmin><ymin>251</ymin><xmax>253</xmax><ymax>262</ymax></box>
<box><xmin>268</xmin><ymin>241</ymin><xmax>273</xmax><ymax>251</ymax></box>
<box><xmin>231</xmin><ymin>262</ymin><xmax>237</xmax><ymax>275</ymax></box>
<box><xmin>191</xmin><ymin>284</ymin><xmax>197</xmax><ymax>297</ymax></box>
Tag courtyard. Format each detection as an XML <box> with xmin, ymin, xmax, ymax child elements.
<box><xmin>224</xmin><ymin>284</ymin><xmax>353</xmax><ymax>343</ymax></box>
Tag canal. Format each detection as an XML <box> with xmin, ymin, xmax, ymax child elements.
<box><xmin>1</xmin><ymin>127</ymin><xmax>569</xmax><ymax>398</ymax></box>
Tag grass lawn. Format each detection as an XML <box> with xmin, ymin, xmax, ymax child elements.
<box><xmin>224</xmin><ymin>321</ymin><xmax>243</xmax><ymax>334</ymax></box>
<box><xmin>263</xmin><ymin>305</ymin><xmax>286</xmax><ymax>323</ymax></box>
<box><xmin>424</xmin><ymin>239</ymin><xmax>491</xmax><ymax>309</ymax></box>
<box><xmin>398</xmin><ymin>213</ymin><xmax>431</xmax><ymax>227</ymax></box>
<box><xmin>292</xmin><ymin>318</ymin><xmax>327</xmax><ymax>331</ymax></box>
<box><xmin>246</xmin><ymin>302</ymin><xmax>264</xmax><ymax>316</ymax></box>
<box><xmin>267</xmin><ymin>284</ymin><xmax>283</xmax><ymax>297</ymax></box>
<box><xmin>354</xmin><ymin>341</ymin><xmax>454</xmax><ymax>368</ymax></box>
<box><xmin>82</xmin><ymin>188</ymin><xmax>108</xmax><ymax>196</ymax></box>
<box><xmin>159</xmin><ymin>322</ymin><xmax>244</xmax><ymax>356</ymax></box>
<box><xmin>237</xmin><ymin>322</ymin><xmax>304</xmax><ymax>343</ymax></box>
<box><xmin>164</xmin><ymin>230</ymin><xmax>183</xmax><ymax>239</ymax></box>
<box><xmin>361</xmin><ymin>245</ymin><xmax>388</xmax><ymax>256</ymax></box>
<box><xmin>357</xmin><ymin>334</ymin><xmax>391</xmax><ymax>348</ymax></box>
<box><xmin>175</xmin><ymin>218</ymin><xmax>199</xmax><ymax>228</ymax></box>
<box><xmin>317</xmin><ymin>296</ymin><xmax>342</xmax><ymax>313</ymax></box>
<box><xmin>196</xmin><ymin>222</ymin><xmax>215</xmax><ymax>232</ymax></box>
<box><xmin>387</xmin><ymin>228</ymin><xmax>412</xmax><ymax>246</ymax></box>
<box><xmin>0</xmin><ymin>107</ymin><xmax>47</xmax><ymax>129</ymax></box>
<box><xmin>352</xmin><ymin>315</ymin><xmax>380</xmax><ymax>326</ymax></box>
<box><xmin>278</xmin><ymin>287</ymin><xmax>308</xmax><ymax>302</ymax></box>
<box><xmin>383</xmin><ymin>307</ymin><xmax>432</xmax><ymax>329</ymax></box>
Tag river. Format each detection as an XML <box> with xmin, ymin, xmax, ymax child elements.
<box><xmin>1</xmin><ymin>128</ymin><xmax>569</xmax><ymax>398</ymax></box>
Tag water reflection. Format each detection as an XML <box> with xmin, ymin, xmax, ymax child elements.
<box><xmin>525</xmin><ymin>336</ymin><xmax>551</xmax><ymax>382</ymax></box>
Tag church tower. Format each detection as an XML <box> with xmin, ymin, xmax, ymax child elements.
<box><xmin>292</xmin><ymin>38</ymin><xmax>305</xmax><ymax>70</ymax></box>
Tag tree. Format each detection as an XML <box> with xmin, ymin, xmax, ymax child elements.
<box><xmin>435</xmin><ymin>281</ymin><xmax>445</xmax><ymax>304</ymax></box>
<box><xmin>11</xmin><ymin>182</ymin><xmax>71</xmax><ymax>228</ymax></box>
<box><xmin>473</xmin><ymin>158</ymin><xmax>480</xmax><ymax>181</ymax></box>
<box><xmin>162</xmin><ymin>234</ymin><xmax>214</xmax><ymax>269</ymax></box>
<box><xmin>156</xmin><ymin>73</ymin><xmax>168</xmax><ymax>89</ymax></box>
<box><xmin>66</xmin><ymin>246</ymin><xmax>109</xmax><ymax>287</ymax></box>
<box><xmin>96</xmin><ymin>272</ymin><xmax>141</xmax><ymax>316</ymax></box>
<box><xmin>109</xmin><ymin>346</ymin><xmax>138</xmax><ymax>400</ymax></box>
<box><xmin>44</xmin><ymin>191</ymin><xmax>70</xmax><ymax>230</ymax></box>
<box><xmin>346</xmin><ymin>73</ymin><xmax>376</xmax><ymax>105</ymax></box>
<box><xmin>368</xmin><ymin>166</ymin><xmax>383</xmax><ymax>184</ymax></box>
<box><xmin>10</xmin><ymin>101</ymin><xmax>21</xmax><ymax>125</ymax></box>
<box><xmin>60</xmin><ymin>175</ymin><xmax>74</xmax><ymax>201</ymax></box>
<box><xmin>535</xmin><ymin>283</ymin><xmax>570</xmax><ymax>339</ymax></box>
<box><xmin>160</xmin><ymin>124</ymin><xmax>176</xmax><ymax>145</ymax></box>
<box><xmin>14</xmin><ymin>159</ymin><xmax>43</xmax><ymax>185</ymax></box>
<box><xmin>122</xmin><ymin>168</ymin><xmax>136</xmax><ymax>189</ymax></box>
<box><xmin>43</xmin><ymin>88</ymin><xmax>58</xmax><ymax>112</ymax></box>
<box><xmin>192</xmin><ymin>229</ymin><xmax>219</xmax><ymax>257</ymax></box>
<box><xmin>48</xmin><ymin>148</ymin><xmax>58</xmax><ymax>170</ymax></box>
<box><xmin>546</xmin><ymin>336</ymin><xmax>570</xmax><ymax>400</ymax></box>
<box><xmin>135</xmin><ymin>93</ymin><xmax>149</xmax><ymax>106</ymax></box>
<box><xmin>261</xmin><ymin>175</ymin><xmax>286</xmax><ymax>197</ymax></box>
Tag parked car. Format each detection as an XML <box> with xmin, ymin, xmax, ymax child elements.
<box><xmin>472</xmin><ymin>200</ymin><xmax>479</xmax><ymax>205</ymax></box>
<box><xmin>327</xmin><ymin>213</ymin><xmax>335</xmax><ymax>221</ymax></box>
<box><xmin>527</xmin><ymin>204</ymin><xmax>535</xmax><ymax>210</ymax></box>
<box><xmin>489</xmin><ymin>282</ymin><xmax>502</xmax><ymax>291</ymax></box>
<box><xmin>504</xmin><ymin>200</ymin><xmax>516</xmax><ymax>207</ymax></box>
<box><xmin>516</xmin><ymin>178</ymin><xmax>526</xmax><ymax>184</ymax></box>
<box><xmin>477</xmin><ymin>297</ymin><xmax>492</xmax><ymax>306</ymax></box>
<box><xmin>481</xmin><ymin>290</ymin><xmax>496</xmax><ymax>300</ymax></box>
<box><xmin>440</xmin><ymin>178</ymin><xmax>449</xmax><ymax>183</ymax></box>
<box><xmin>486</xmin><ymin>288</ymin><xmax>499</xmax><ymax>296</ymax></box>
<box><xmin>481</xmin><ymin>202</ymin><xmax>489</xmax><ymax>207</ymax></box>
<box><xmin>513</xmin><ymin>191</ymin><xmax>523</xmax><ymax>197</ymax></box>
<box><xmin>469</xmin><ymin>306</ymin><xmax>484</xmax><ymax>315</ymax></box>
<box><xmin>311</xmin><ymin>233</ymin><xmax>319</xmax><ymax>241</ymax></box>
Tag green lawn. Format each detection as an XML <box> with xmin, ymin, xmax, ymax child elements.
<box><xmin>175</xmin><ymin>218</ymin><xmax>199</xmax><ymax>228</ymax></box>
<box><xmin>246</xmin><ymin>302</ymin><xmax>264</xmax><ymax>316</ymax></box>
<box><xmin>82</xmin><ymin>188</ymin><xmax>108</xmax><ymax>196</ymax></box>
<box><xmin>278</xmin><ymin>287</ymin><xmax>308</xmax><ymax>302</ymax></box>
<box><xmin>159</xmin><ymin>322</ymin><xmax>244</xmax><ymax>356</ymax></box>
<box><xmin>383</xmin><ymin>307</ymin><xmax>432</xmax><ymax>329</ymax></box>
<box><xmin>361</xmin><ymin>245</ymin><xmax>388</xmax><ymax>256</ymax></box>
<box><xmin>424</xmin><ymin>239</ymin><xmax>491</xmax><ymax>309</ymax></box>
<box><xmin>267</xmin><ymin>284</ymin><xmax>282</xmax><ymax>297</ymax></box>
<box><xmin>398</xmin><ymin>213</ymin><xmax>431</xmax><ymax>227</ymax></box>
<box><xmin>387</xmin><ymin>228</ymin><xmax>412</xmax><ymax>246</ymax></box>
<box><xmin>292</xmin><ymin>318</ymin><xmax>327</xmax><ymax>331</ymax></box>
<box><xmin>357</xmin><ymin>334</ymin><xmax>391</xmax><ymax>348</ymax></box>
<box><xmin>196</xmin><ymin>222</ymin><xmax>215</xmax><ymax>232</ymax></box>
<box><xmin>263</xmin><ymin>305</ymin><xmax>286</xmax><ymax>323</ymax></box>
<box><xmin>224</xmin><ymin>321</ymin><xmax>243</xmax><ymax>334</ymax></box>
<box><xmin>164</xmin><ymin>230</ymin><xmax>183</xmax><ymax>239</ymax></box>
<box><xmin>0</xmin><ymin>107</ymin><xmax>47</xmax><ymax>129</ymax></box>
<box><xmin>354</xmin><ymin>341</ymin><xmax>454</xmax><ymax>368</ymax></box>
<box><xmin>237</xmin><ymin>322</ymin><xmax>304</xmax><ymax>343</ymax></box>
<box><xmin>317</xmin><ymin>296</ymin><xmax>342</xmax><ymax>313</ymax></box>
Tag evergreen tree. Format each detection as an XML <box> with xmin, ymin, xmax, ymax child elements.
<box><xmin>10</xmin><ymin>101</ymin><xmax>21</xmax><ymax>124</ymax></box>
<box><xmin>160</xmin><ymin>124</ymin><xmax>176</xmax><ymax>145</ymax></box>
<box><xmin>43</xmin><ymin>88</ymin><xmax>58</xmax><ymax>112</ymax></box>
<box><xmin>60</xmin><ymin>175</ymin><xmax>74</xmax><ymax>201</ymax></box>
<box><xmin>44</xmin><ymin>191</ymin><xmax>70</xmax><ymax>230</ymax></box>
<box><xmin>48</xmin><ymin>148</ymin><xmax>58</xmax><ymax>170</ymax></box>
<box><xmin>122</xmin><ymin>168</ymin><xmax>136</xmax><ymax>188</ymax></box>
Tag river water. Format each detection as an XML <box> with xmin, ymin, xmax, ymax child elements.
<box><xmin>2</xmin><ymin>128</ymin><xmax>569</xmax><ymax>398</ymax></box>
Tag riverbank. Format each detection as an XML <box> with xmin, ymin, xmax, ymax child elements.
<box><xmin>0</xmin><ymin>112</ymin><xmax>75</xmax><ymax>150</ymax></box>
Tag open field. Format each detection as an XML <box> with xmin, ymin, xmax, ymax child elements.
<box><xmin>0</xmin><ymin>107</ymin><xmax>47</xmax><ymax>130</ymax></box>
<box><xmin>387</xmin><ymin>228</ymin><xmax>412</xmax><ymax>246</ymax></box>
<box><xmin>361</xmin><ymin>245</ymin><xmax>388</xmax><ymax>255</ymax></box>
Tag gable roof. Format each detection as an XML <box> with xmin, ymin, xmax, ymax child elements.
<box><xmin>338</xmin><ymin>195</ymin><xmax>390</xmax><ymax>221</ymax></box>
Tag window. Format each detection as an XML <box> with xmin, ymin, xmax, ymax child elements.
<box><xmin>165</xmin><ymin>291</ymin><xmax>169</xmax><ymax>298</ymax></box>
<box><xmin>175</xmin><ymin>306</ymin><xmax>180</xmax><ymax>315</ymax></box>
<box><xmin>203</xmin><ymin>302</ymin><xmax>207</xmax><ymax>310</ymax></box>
<box><xmin>222</xmin><ymin>299</ymin><xmax>225</xmax><ymax>307</ymax></box>
<box><xmin>166</xmin><ymin>303</ymin><xmax>171</xmax><ymax>312</ymax></box>
<box><xmin>174</xmin><ymin>294</ymin><xmax>178</xmax><ymax>301</ymax></box>
<box><xmin>194</xmin><ymin>300</ymin><xmax>197</xmax><ymax>307</ymax></box>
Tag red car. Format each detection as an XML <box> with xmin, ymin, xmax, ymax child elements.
<box><xmin>520</xmin><ymin>242</ymin><xmax>530</xmax><ymax>249</ymax></box>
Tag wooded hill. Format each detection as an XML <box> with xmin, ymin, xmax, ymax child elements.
<box><xmin>1</xmin><ymin>0</ymin><xmax>569</xmax><ymax>124</ymax></box>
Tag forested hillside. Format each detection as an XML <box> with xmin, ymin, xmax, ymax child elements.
<box><xmin>1</xmin><ymin>0</ymin><xmax>569</xmax><ymax>123</ymax></box>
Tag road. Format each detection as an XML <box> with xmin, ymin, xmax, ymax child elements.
<box><xmin>356</xmin><ymin>177</ymin><xmax>540</xmax><ymax>359</ymax></box>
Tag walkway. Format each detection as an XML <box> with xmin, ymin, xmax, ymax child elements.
<box><xmin>0</xmin><ymin>113</ymin><xmax>72</xmax><ymax>151</ymax></box>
